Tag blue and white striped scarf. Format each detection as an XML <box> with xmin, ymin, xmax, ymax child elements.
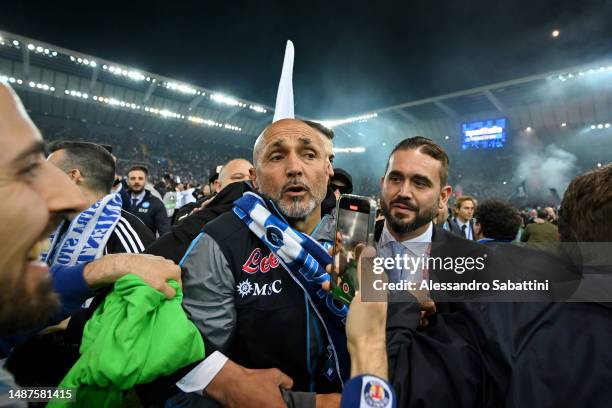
<box><xmin>233</xmin><ymin>191</ymin><xmax>350</xmax><ymax>385</ymax></box>
<box><xmin>41</xmin><ymin>193</ymin><xmax>123</xmax><ymax>266</ymax></box>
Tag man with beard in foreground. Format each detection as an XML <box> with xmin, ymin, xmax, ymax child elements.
<box><xmin>0</xmin><ymin>81</ymin><xmax>181</xmax><ymax>404</ymax></box>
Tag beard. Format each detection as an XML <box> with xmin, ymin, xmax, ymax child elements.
<box><xmin>381</xmin><ymin>196</ymin><xmax>438</xmax><ymax>236</ymax></box>
<box><xmin>262</xmin><ymin>178</ymin><xmax>327</xmax><ymax>221</ymax></box>
<box><xmin>130</xmin><ymin>185</ymin><xmax>144</xmax><ymax>194</ymax></box>
<box><xmin>0</xmin><ymin>264</ymin><xmax>59</xmax><ymax>336</ymax></box>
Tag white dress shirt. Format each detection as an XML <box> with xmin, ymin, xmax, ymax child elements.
<box><xmin>376</xmin><ymin>221</ymin><xmax>433</xmax><ymax>283</ymax></box>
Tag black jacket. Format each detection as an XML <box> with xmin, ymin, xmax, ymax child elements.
<box><xmin>145</xmin><ymin>181</ymin><xmax>253</xmax><ymax>263</ymax></box>
<box><xmin>385</xmin><ymin>227</ymin><xmax>612</xmax><ymax>407</ymax></box>
<box><xmin>128</xmin><ymin>189</ymin><xmax>171</xmax><ymax>236</ymax></box>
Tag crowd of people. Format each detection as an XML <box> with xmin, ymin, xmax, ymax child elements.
<box><xmin>1</xmin><ymin>76</ymin><xmax>612</xmax><ymax>408</ymax></box>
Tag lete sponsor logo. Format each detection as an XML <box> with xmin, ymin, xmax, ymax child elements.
<box><xmin>242</xmin><ymin>248</ymin><xmax>280</xmax><ymax>274</ymax></box>
<box><xmin>236</xmin><ymin>279</ymin><xmax>282</xmax><ymax>298</ymax></box>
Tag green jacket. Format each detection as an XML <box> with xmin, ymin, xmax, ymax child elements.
<box><xmin>49</xmin><ymin>274</ymin><xmax>204</xmax><ymax>407</ymax></box>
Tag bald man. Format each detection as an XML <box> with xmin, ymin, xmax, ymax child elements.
<box><xmin>213</xmin><ymin>158</ymin><xmax>253</xmax><ymax>194</ymax></box>
<box><xmin>173</xmin><ymin>119</ymin><xmax>340</xmax><ymax>408</ymax></box>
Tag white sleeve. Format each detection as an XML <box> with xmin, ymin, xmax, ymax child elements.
<box><xmin>175</xmin><ymin>351</ymin><xmax>229</xmax><ymax>394</ymax></box>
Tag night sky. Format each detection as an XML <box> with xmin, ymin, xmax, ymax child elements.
<box><xmin>1</xmin><ymin>0</ymin><xmax>611</xmax><ymax>118</ymax></box>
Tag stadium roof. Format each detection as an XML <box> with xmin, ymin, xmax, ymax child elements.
<box><xmin>0</xmin><ymin>30</ymin><xmax>276</xmax><ymax>138</ymax></box>
<box><xmin>2</xmin><ymin>29</ymin><xmax>612</xmax><ymax>147</ymax></box>
<box><xmin>324</xmin><ymin>59</ymin><xmax>612</xmax><ymax>147</ymax></box>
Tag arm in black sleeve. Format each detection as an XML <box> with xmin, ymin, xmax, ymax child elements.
<box><xmin>154</xmin><ymin>199</ymin><xmax>172</xmax><ymax>235</ymax></box>
<box><xmin>386</xmin><ymin>301</ymin><xmax>484</xmax><ymax>407</ymax></box>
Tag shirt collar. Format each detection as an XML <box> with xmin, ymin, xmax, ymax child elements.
<box><xmin>379</xmin><ymin>221</ymin><xmax>433</xmax><ymax>248</ymax></box>
<box><xmin>454</xmin><ymin>218</ymin><xmax>469</xmax><ymax>228</ymax></box>
<box><xmin>131</xmin><ymin>190</ymin><xmax>146</xmax><ymax>200</ymax></box>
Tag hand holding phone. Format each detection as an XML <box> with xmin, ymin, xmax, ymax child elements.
<box><xmin>331</xmin><ymin>194</ymin><xmax>377</xmax><ymax>304</ymax></box>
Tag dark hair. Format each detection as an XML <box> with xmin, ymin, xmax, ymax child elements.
<box><xmin>559</xmin><ymin>164</ymin><xmax>612</xmax><ymax>242</ymax></box>
<box><xmin>385</xmin><ymin>136</ymin><xmax>450</xmax><ymax>186</ymax></box>
<box><xmin>48</xmin><ymin>140</ymin><xmax>116</xmax><ymax>194</ymax></box>
<box><xmin>474</xmin><ymin>199</ymin><xmax>521</xmax><ymax>241</ymax></box>
<box><xmin>302</xmin><ymin>120</ymin><xmax>334</xmax><ymax>140</ymax></box>
<box><xmin>536</xmin><ymin>209</ymin><xmax>548</xmax><ymax>219</ymax></box>
<box><xmin>128</xmin><ymin>165</ymin><xmax>149</xmax><ymax>176</ymax></box>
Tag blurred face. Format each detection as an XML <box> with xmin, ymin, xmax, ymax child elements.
<box><xmin>0</xmin><ymin>83</ymin><xmax>86</xmax><ymax>335</ymax></box>
<box><xmin>128</xmin><ymin>170</ymin><xmax>147</xmax><ymax>193</ymax></box>
<box><xmin>331</xmin><ymin>180</ymin><xmax>347</xmax><ymax>200</ymax></box>
<box><xmin>252</xmin><ymin>119</ymin><xmax>332</xmax><ymax>221</ymax></box>
<box><xmin>380</xmin><ymin>148</ymin><xmax>451</xmax><ymax>239</ymax></box>
<box><xmin>216</xmin><ymin>159</ymin><xmax>252</xmax><ymax>193</ymax></box>
<box><xmin>457</xmin><ymin>200</ymin><xmax>475</xmax><ymax>222</ymax></box>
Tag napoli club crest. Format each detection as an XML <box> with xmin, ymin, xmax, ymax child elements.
<box><xmin>265</xmin><ymin>225</ymin><xmax>285</xmax><ymax>249</ymax></box>
<box><xmin>363</xmin><ymin>379</ymin><xmax>391</xmax><ymax>408</ymax></box>
<box><xmin>142</xmin><ymin>201</ymin><xmax>150</xmax><ymax>209</ymax></box>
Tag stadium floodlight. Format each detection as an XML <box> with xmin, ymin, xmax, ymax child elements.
<box><xmin>65</xmin><ymin>89</ymin><xmax>89</xmax><ymax>99</ymax></box>
<box><xmin>551</xmin><ymin>29</ymin><xmax>560</xmax><ymax>38</ymax></box>
<box><xmin>320</xmin><ymin>112</ymin><xmax>378</xmax><ymax>128</ymax></box>
<box><xmin>0</xmin><ymin>74</ymin><xmax>23</xmax><ymax>85</ymax></box>
<box><xmin>187</xmin><ymin>115</ymin><xmax>242</xmax><ymax>132</ymax></box>
<box><xmin>26</xmin><ymin>80</ymin><xmax>55</xmax><ymax>92</ymax></box>
<box><xmin>561</xmin><ymin>123</ymin><xmax>567</xmax><ymax>127</ymax></box>
<box><xmin>12</xmin><ymin>40</ymin><xmax>19</xmax><ymax>46</ymax></box>
<box><xmin>24</xmin><ymin>42</ymin><xmax>57</xmax><ymax>57</ymax></box>
<box><xmin>598</xmin><ymin>163</ymin><xmax>603</xmax><ymax>168</ymax></box>
<box><xmin>606</xmin><ymin>123</ymin><xmax>611</xmax><ymax>128</ymax></box>
<box><xmin>164</xmin><ymin>81</ymin><xmax>198</xmax><ymax>95</ymax></box>
<box><xmin>102</xmin><ymin>64</ymin><xmax>145</xmax><ymax>81</ymax></box>
<box><xmin>210</xmin><ymin>93</ymin><xmax>247</xmax><ymax>108</ymax></box>
<box><xmin>249</xmin><ymin>105</ymin><xmax>267</xmax><ymax>114</ymax></box>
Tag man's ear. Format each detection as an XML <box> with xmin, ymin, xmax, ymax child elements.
<box><xmin>440</xmin><ymin>185</ymin><xmax>452</xmax><ymax>207</ymax></box>
<box><xmin>213</xmin><ymin>179</ymin><xmax>222</xmax><ymax>193</ymax></box>
<box><xmin>68</xmin><ymin>169</ymin><xmax>82</xmax><ymax>184</ymax></box>
<box><xmin>249</xmin><ymin>167</ymin><xmax>258</xmax><ymax>189</ymax></box>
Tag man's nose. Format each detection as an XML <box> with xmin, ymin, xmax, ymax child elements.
<box><xmin>397</xmin><ymin>181</ymin><xmax>414</xmax><ymax>198</ymax></box>
<box><xmin>285</xmin><ymin>152</ymin><xmax>304</xmax><ymax>178</ymax></box>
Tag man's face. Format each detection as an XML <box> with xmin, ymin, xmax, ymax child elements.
<box><xmin>380</xmin><ymin>148</ymin><xmax>451</xmax><ymax>237</ymax></box>
<box><xmin>0</xmin><ymin>83</ymin><xmax>85</xmax><ymax>335</ymax></box>
<box><xmin>457</xmin><ymin>200</ymin><xmax>475</xmax><ymax>222</ymax></box>
<box><xmin>216</xmin><ymin>160</ymin><xmax>252</xmax><ymax>193</ymax></box>
<box><xmin>128</xmin><ymin>170</ymin><xmax>147</xmax><ymax>193</ymax></box>
<box><xmin>252</xmin><ymin>119</ymin><xmax>332</xmax><ymax>220</ymax></box>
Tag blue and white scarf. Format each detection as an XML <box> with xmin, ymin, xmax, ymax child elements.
<box><xmin>41</xmin><ymin>193</ymin><xmax>123</xmax><ymax>266</ymax></box>
<box><xmin>233</xmin><ymin>191</ymin><xmax>350</xmax><ymax>384</ymax></box>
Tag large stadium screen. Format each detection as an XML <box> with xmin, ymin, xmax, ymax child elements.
<box><xmin>461</xmin><ymin>118</ymin><xmax>507</xmax><ymax>150</ymax></box>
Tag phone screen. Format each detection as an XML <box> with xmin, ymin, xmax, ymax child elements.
<box><xmin>331</xmin><ymin>195</ymin><xmax>376</xmax><ymax>304</ymax></box>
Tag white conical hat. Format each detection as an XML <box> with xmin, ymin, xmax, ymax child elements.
<box><xmin>272</xmin><ymin>40</ymin><xmax>295</xmax><ymax>122</ymax></box>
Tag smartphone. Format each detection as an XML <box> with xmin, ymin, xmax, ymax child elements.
<box><xmin>331</xmin><ymin>194</ymin><xmax>377</xmax><ymax>304</ymax></box>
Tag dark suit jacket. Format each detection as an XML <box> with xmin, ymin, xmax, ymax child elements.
<box><xmin>451</xmin><ymin>217</ymin><xmax>476</xmax><ymax>240</ymax></box>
